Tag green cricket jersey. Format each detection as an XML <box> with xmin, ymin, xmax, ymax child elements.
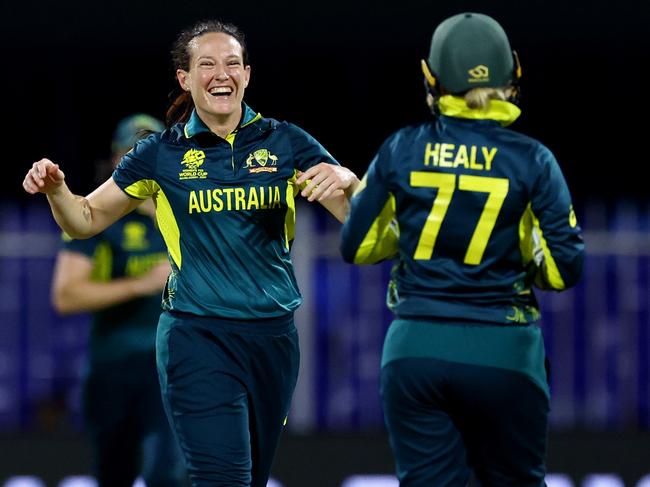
<box><xmin>340</xmin><ymin>96</ymin><xmax>585</xmax><ymax>325</ymax></box>
<box><xmin>62</xmin><ymin>210</ymin><xmax>167</xmax><ymax>363</ymax></box>
<box><xmin>112</xmin><ymin>104</ymin><xmax>338</xmax><ymax>319</ymax></box>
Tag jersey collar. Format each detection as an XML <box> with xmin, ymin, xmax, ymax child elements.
<box><xmin>438</xmin><ymin>95</ymin><xmax>521</xmax><ymax>127</ymax></box>
<box><xmin>183</xmin><ymin>103</ymin><xmax>261</xmax><ymax>138</ymax></box>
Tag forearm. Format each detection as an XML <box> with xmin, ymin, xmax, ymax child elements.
<box><xmin>321</xmin><ymin>190</ymin><xmax>351</xmax><ymax>223</ymax></box>
<box><xmin>48</xmin><ymin>178</ymin><xmax>139</xmax><ymax>239</ymax></box>
<box><xmin>24</xmin><ymin>159</ymin><xmax>138</xmax><ymax>238</ymax></box>
<box><xmin>53</xmin><ymin>277</ymin><xmax>154</xmax><ymax>314</ymax></box>
<box><xmin>321</xmin><ymin>177</ymin><xmax>360</xmax><ymax>223</ymax></box>
<box><xmin>46</xmin><ymin>184</ymin><xmax>96</xmax><ymax>239</ymax></box>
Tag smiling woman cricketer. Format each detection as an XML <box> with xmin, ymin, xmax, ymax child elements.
<box><xmin>23</xmin><ymin>19</ymin><xmax>359</xmax><ymax>487</ymax></box>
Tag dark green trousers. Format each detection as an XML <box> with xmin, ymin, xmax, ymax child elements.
<box><xmin>380</xmin><ymin>319</ymin><xmax>549</xmax><ymax>487</ymax></box>
<box><xmin>156</xmin><ymin>311</ymin><xmax>299</xmax><ymax>487</ymax></box>
<box><xmin>84</xmin><ymin>352</ymin><xmax>186</xmax><ymax>487</ymax></box>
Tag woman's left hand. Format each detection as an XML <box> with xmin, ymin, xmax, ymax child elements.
<box><xmin>295</xmin><ymin>163</ymin><xmax>359</xmax><ymax>202</ymax></box>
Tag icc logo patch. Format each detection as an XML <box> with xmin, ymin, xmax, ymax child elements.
<box><xmin>179</xmin><ymin>149</ymin><xmax>208</xmax><ymax>180</ymax></box>
<box><xmin>245</xmin><ymin>149</ymin><xmax>278</xmax><ymax>174</ymax></box>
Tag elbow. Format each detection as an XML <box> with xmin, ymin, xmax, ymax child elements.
<box><xmin>341</xmin><ymin>249</ymin><xmax>355</xmax><ymax>264</ymax></box>
<box><xmin>51</xmin><ymin>289</ymin><xmax>78</xmax><ymax>315</ymax></box>
<box><xmin>559</xmin><ymin>266</ymin><xmax>584</xmax><ymax>290</ymax></box>
<box><xmin>63</xmin><ymin>229</ymin><xmax>95</xmax><ymax>240</ymax></box>
<box><xmin>339</xmin><ymin>243</ymin><xmax>354</xmax><ymax>263</ymax></box>
<box><xmin>540</xmin><ymin>253</ymin><xmax>585</xmax><ymax>291</ymax></box>
<box><xmin>561</xmin><ymin>251</ymin><xmax>585</xmax><ymax>289</ymax></box>
<box><xmin>339</xmin><ymin>231</ymin><xmax>355</xmax><ymax>263</ymax></box>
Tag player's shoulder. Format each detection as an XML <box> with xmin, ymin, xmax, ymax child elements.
<box><xmin>159</xmin><ymin>124</ymin><xmax>188</xmax><ymax>145</ymax></box>
<box><xmin>272</xmin><ymin>119</ymin><xmax>309</xmax><ymax>136</ymax></box>
<box><xmin>269</xmin><ymin>119</ymin><xmax>328</xmax><ymax>148</ymax></box>
<box><xmin>500</xmin><ymin>127</ymin><xmax>557</xmax><ymax>166</ymax></box>
<box><xmin>382</xmin><ymin>121</ymin><xmax>434</xmax><ymax>152</ymax></box>
<box><xmin>155</xmin><ymin>123</ymin><xmax>228</xmax><ymax>146</ymax></box>
<box><xmin>124</xmin><ymin>129</ymin><xmax>167</xmax><ymax>159</ymax></box>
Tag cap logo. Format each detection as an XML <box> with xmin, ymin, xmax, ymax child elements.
<box><xmin>467</xmin><ymin>65</ymin><xmax>490</xmax><ymax>83</ymax></box>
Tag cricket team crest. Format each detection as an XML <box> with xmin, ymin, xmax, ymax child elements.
<box><xmin>245</xmin><ymin>149</ymin><xmax>278</xmax><ymax>173</ymax></box>
<box><xmin>179</xmin><ymin>149</ymin><xmax>208</xmax><ymax>180</ymax></box>
<box><xmin>122</xmin><ymin>222</ymin><xmax>149</xmax><ymax>250</ymax></box>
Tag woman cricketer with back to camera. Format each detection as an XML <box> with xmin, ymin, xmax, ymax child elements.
<box><xmin>23</xmin><ymin>19</ymin><xmax>359</xmax><ymax>487</ymax></box>
<box><xmin>341</xmin><ymin>12</ymin><xmax>585</xmax><ymax>487</ymax></box>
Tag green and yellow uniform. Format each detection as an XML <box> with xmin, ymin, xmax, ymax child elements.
<box><xmin>112</xmin><ymin>104</ymin><xmax>339</xmax><ymax>486</ymax></box>
<box><xmin>341</xmin><ymin>97</ymin><xmax>585</xmax><ymax>486</ymax></box>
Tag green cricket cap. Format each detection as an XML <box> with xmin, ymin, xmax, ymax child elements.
<box><xmin>112</xmin><ymin>113</ymin><xmax>165</xmax><ymax>154</ymax></box>
<box><xmin>428</xmin><ymin>12</ymin><xmax>515</xmax><ymax>94</ymax></box>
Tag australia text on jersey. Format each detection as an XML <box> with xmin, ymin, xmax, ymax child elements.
<box><xmin>188</xmin><ymin>186</ymin><xmax>283</xmax><ymax>214</ymax></box>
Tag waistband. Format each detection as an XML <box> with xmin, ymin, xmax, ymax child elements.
<box><xmin>163</xmin><ymin>310</ymin><xmax>295</xmax><ymax>336</ymax></box>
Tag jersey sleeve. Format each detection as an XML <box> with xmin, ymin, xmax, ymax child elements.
<box><xmin>521</xmin><ymin>145</ymin><xmax>585</xmax><ymax>290</ymax></box>
<box><xmin>286</xmin><ymin>123</ymin><xmax>339</xmax><ymax>171</ymax></box>
<box><xmin>340</xmin><ymin>134</ymin><xmax>399</xmax><ymax>264</ymax></box>
<box><xmin>112</xmin><ymin>133</ymin><xmax>160</xmax><ymax>200</ymax></box>
<box><xmin>60</xmin><ymin>231</ymin><xmax>100</xmax><ymax>258</ymax></box>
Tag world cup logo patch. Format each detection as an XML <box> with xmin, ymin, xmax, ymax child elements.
<box><xmin>179</xmin><ymin>149</ymin><xmax>208</xmax><ymax>180</ymax></box>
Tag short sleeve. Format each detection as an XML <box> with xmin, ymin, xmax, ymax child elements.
<box><xmin>285</xmin><ymin>123</ymin><xmax>339</xmax><ymax>171</ymax></box>
<box><xmin>112</xmin><ymin>133</ymin><xmax>160</xmax><ymax>199</ymax></box>
<box><xmin>60</xmin><ymin>231</ymin><xmax>100</xmax><ymax>258</ymax></box>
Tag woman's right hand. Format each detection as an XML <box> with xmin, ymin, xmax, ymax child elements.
<box><xmin>23</xmin><ymin>158</ymin><xmax>65</xmax><ymax>195</ymax></box>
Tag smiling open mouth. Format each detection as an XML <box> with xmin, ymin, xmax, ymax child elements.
<box><xmin>209</xmin><ymin>87</ymin><xmax>233</xmax><ymax>97</ymax></box>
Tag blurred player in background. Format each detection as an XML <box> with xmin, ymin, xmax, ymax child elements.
<box><xmin>51</xmin><ymin>114</ymin><xmax>187</xmax><ymax>487</ymax></box>
<box><xmin>341</xmin><ymin>12</ymin><xmax>585</xmax><ymax>486</ymax></box>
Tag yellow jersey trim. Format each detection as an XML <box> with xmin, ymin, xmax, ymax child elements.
<box><xmin>154</xmin><ymin>188</ymin><xmax>182</xmax><ymax>269</ymax></box>
<box><xmin>91</xmin><ymin>241</ymin><xmax>112</xmax><ymax>282</ymax></box>
<box><xmin>353</xmin><ymin>175</ymin><xmax>399</xmax><ymax>264</ymax></box>
<box><xmin>519</xmin><ymin>203</ymin><xmax>566</xmax><ymax>290</ymax></box>
<box><xmin>124</xmin><ymin>179</ymin><xmax>158</xmax><ymax>200</ymax></box>
<box><xmin>285</xmin><ymin>172</ymin><xmax>300</xmax><ymax>250</ymax></box>
<box><xmin>124</xmin><ymin>179</ymin><xmax>181</xmax><ymax>269</ymax></box>
<box><xmin>438</xmin><ymin>95</ymin><xmax>521</xmax><ymax>127</ymax></box>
